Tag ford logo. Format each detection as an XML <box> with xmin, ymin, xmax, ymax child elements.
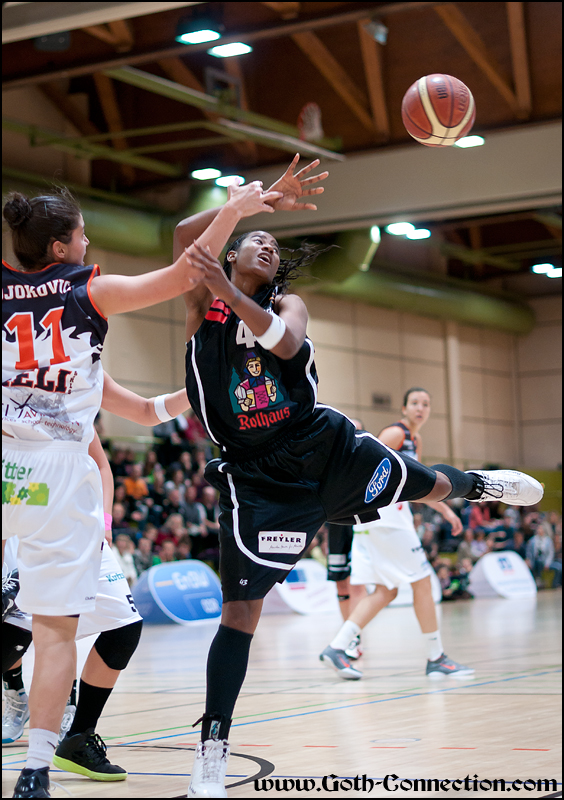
<box><xmin>365</xmin><ymin>458</ymin><xmax>392</xmax><ymax>503</ymax></box>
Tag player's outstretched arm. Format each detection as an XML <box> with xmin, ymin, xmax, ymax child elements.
<box><xmin>89</xmin><ymin>247</ymin><xmax>203</xmax><ymax>318</ymax></box>
<box><xmin>188</xmin><ymin>242</ymin><xmax>308</xmax><ymax>359</ymax></box>
<box><xmin>101</xmin><ymin>371</ymin><xmax>190</xmax><ymax>426</ymax></box>
<box><xmin>88</xmin><ymin>431</ymin><xmax>114</xmax><ymax>544</ymax></box>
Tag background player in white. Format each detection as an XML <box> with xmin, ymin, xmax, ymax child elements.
<box><xmin>320</xmin><ymin>387</ymin><xmax>474</xmax><ymax>679</ymax></box>
<box><xmin>2</xmin><ymin>181</ymin><xmax>278</xmax><ymax>798</ymax></box>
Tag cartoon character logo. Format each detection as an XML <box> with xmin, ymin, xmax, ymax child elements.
<box><xmin>233</xmin><ymin>351</ymin><xmax>278</xmax><ymax>412</ymax></box>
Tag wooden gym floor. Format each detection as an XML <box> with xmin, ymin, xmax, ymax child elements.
<box><xmin>2</xmin><ymin>590</ymin><xmax>561</xmax><ymax>798</ymax></box>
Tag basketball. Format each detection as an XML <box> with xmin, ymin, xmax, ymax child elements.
<box><xmin>401</xmin><ymin>73</ymin><xmax>476</xmax><ymax>146</ymax></box>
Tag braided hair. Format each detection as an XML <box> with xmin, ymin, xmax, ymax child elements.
<box><xmin>223</xmin><ymin>231</ymin><xmax>334</xmax><ymax>295</ymax></box>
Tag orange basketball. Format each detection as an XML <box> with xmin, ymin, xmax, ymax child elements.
<box><xmin>401</xmin><ymin>74</ymin><xmax>476</xmax><ymax>147</ymax></box>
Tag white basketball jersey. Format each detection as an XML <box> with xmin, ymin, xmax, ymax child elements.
<box><xmin>2</xmin><ymin>260</ymin><xmax>108</xmax><ymax>443</ymax></box>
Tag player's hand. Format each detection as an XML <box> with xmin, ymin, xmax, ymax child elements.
<box><xmin>445</xmin><ymin>511</ymin><xmax>463</xmax><ymax>536</ymax></box>
<box><xmin>189</xmin><ymin>241</ymin><xmax>232</xmax><ymax>299</ymax></box>
<box><xmin>175</xmin><ymin>247</ymin><xmax>205</xmax><ymax>289</ymax></box>
<box><xmin>226</xmin><ymin>180</ymin><xmax>282</xmax><ymax>217</ymax></box>
<box><xmin>266</xmin><ymin>153</ymin><xmax>328</xmax><ymax>211</ymax></box>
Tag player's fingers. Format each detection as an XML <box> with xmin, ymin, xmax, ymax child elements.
<box><xmin>295</xmin><ymin>158</ymin><xmax>320</xmax><ymax>177</ymax></box>
<box><xmin>291</xmin><ymin>202</ymin><xmax>317</xmax><ymax>211</ymax></box>
<box><xmin>301</xmin><ymin>187</ymin><xmax>325</xmax><ymax>196</ymax></box>
<box><xmin>300</xmin><ymin>171</ymin><xmax>329</xmax><ymax>185</ymax></box>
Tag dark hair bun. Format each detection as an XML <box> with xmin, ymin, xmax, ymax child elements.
<box><xmin>3</xmin><ymin>192</ymin><xmax>33</xmax><ymax>230</ymax></box>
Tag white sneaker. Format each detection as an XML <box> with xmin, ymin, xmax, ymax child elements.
<box><xmin>58</xmin><ymin>703</ymin><xmax>76</xmax><ymax>744</ymax></box>
<box><xmin>466</xmin><ymin>470</ymin><xmax>543</xmax><ymax>506</ymax></box>
<box><xmin>345</xmin><ymin>633</ymin><xmax>363</xmax><ymax>661</ymax></box>
<box><xmin>188</xmin><ymin>739</ymin><xmax>230</xmax><ymax>798</ymax></box>
<box><xmin>2</xmin><ymin>689</ymin><xmax>30</xmax><ymax>743</ymax></box>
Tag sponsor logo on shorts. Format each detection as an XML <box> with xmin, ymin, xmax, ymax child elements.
<box><xmin>258</xmin><ymin>531</ymin><xmax>306</xmax><ymax>554</ymax></box>
<box><xmin>364</xmin><ymin>458</ymin><xmax>392</xmax><ymax>503</ymax></box>
<box><xmin>106</xmin><ymin>571</ymin><xmax>125</xmax><ymax>583</ymax></box>
<box><xmin>240</xmin><ymin>579</ymin><xmax>248</xmax><ymax>585</ymax></box>
<box><xmin>85</xmin><ymin>596</ymin><xmax>95</xmax><ymax>601</ymax></box>
<box><xmin>2</xmin><ymin>460</ymin><xmax>50</xmax><ymax>506</ymax></box>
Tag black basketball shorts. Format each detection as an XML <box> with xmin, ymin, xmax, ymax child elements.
<box><xmin>326</xmin><ymin>523</ymin><xmax>354</xmax><ymax>582</ymax></box>
<box><xmin>204</xmin><ymin>404</ymin><xmax>437</xmax><ymax>602</ymax></box>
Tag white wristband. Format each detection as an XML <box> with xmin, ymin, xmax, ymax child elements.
<box><xmin>154</xmin><ymin>394</ymin><xmax>174</xmax><ymax>423</ymax></box>
<box><xmin>256</xmin><ymin>314</ymin><xmax>286</xmax><ymax>350</ymax></box>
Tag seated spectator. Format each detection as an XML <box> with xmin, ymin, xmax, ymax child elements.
<box><xmin>112</xmin><ymin>533</ymin><xmax>138</xmax><ymax>587</ymax></box>
<box><xmin>133</xmin><ymin>536</ymin><xmax>160</xmax><ymax>576</ymax></box>
<box><xmin>157</xmin><ymin>539</ymin><xmax>177</xmax><ymax>563</ymax></box>
<box><xmin>469</xmin><ymin>502</ymin><xmax>491</xmax><ymax>531</ymax></box>
<box><xmin>471</xmin><ymin>529</ymin><xmax>488</xmax><ymax>561</ymax></box>
<box><xmin>456</xmin><ymin>529</ymin><xmax>475</xmax><ymax>564</ymax></box>
<box><xmin>175</xmin><ymin>535</ymin><xmax>193</xmax><ymax>561</ymax></box>
<box><xmin>502</xmin><ymin>505</ymin><xmax>521</xmax><ymax>526</ymax></box>
<box><xmin>412</xmin><ymin>512</ymin><xmax>425</xmax><ymax>539</ymax></box>
<box><xmin>111</xmin><ymin>501</ymin><xmax>135</xmax><ymax>538</ymax></box>
<box><xmin>183</xmin><ymin>483</ymin><xmax>207</xmax><ymax>538</ymax></box>
<box><xmin>200</xmin><ymin>486</ymin><xmax>220</xmax><ymax>535</ymax></box>
<box><xmin>143</xmin><ymin>449</ymin><xmax>159</xmax><ymax>480</ymax></box>
<box><xmin>550</xmin><ymin>532</ymin><xmax>562</xmax><ymax>588</ymax></box>
<box><xmin>164</xmin><ymin>467</ymin><xmax>188</xmax><ymax>502</ymax></box>
<box><xmin>525</xmin><ymin>521</ymin><xmax>555</xmax><ymax>587</ymax></box>
<box><xmin>436</xmin><ymin>563</ymin><xmax>467</xmax><ymax>601</ymax></box>
<box><xmin>124</xmin><ymin>462</ymin><xmax>150</xmax><ymax>501</ymax></box>
<box><xmin>454</xmin><ymin>557</ymin><xmax>474</xmax><ymax>599</ymax></box>
<box><xmin>488</xmin><ymin>511</ymin><xmax>517</xmax><ymax>550</ymax></box>
<box><xmin>421</xmin><ymin>525</ymin><xmax>439</xmax><ymax>563</ymax></box>
<box><xmin>186</xmin><ymin>408</ymin><xmax>208</xmax><ymax>449</ymax></box>
<box><xmin>109</xmin><ymin>447</ymin><xmax>129</xmax><ymax>482</ymax></box>
<box><xmin>190</xmin><ymin>448</ymin><xmax>208</xmax><ymax>491</ymax></box>
<box><xmin>161</xmin><ymin>487</ymin><xmax>187</xmax><ymax>525</ymax></box>
<box><xmin>156</xmin><ymin>513</ymin><xmax>187</xmax><ymax>548</ymax></box>
<box><xmin>508</xmin><ymin>530</ymin><xmax>527</xmax><ymax>560</ymax></box>
<box><xmin>146</xmin><ymin>466</ymin><xmax>167</xmax><ymax>527</ymax></box>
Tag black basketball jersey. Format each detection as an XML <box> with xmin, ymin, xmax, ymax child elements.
<box><xmin>389</xmin><ymin>421</ymin><xmax>419</xmax><ymax>461</ymax></box>
<box><xmin>2</xmin><ymin>259</ymin><xmax>108</xmax><ymax>442</ymax></box>
<box><xmin>185</xmin><ymin>286</ymin><xmax>318</xmax><ymax>455</ymax></box>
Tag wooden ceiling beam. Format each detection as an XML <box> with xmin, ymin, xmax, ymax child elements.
<box><xmin>468</xmin><ymin>224</ymin><xmax>484</xmax><ymax>275</ymax></box>
<box><xmin>506</xmin><ymin>2</ymin><xmax>532</xmax><ymax>120</ymax></box>
<box><xmin>5</xmin><ymin>3</ymin><xmax>445</xmax><ymax>90</ymax></box>
<box><xmin>291</xmin><ymin>30</ymin><xmax>374</xmax><ymax>132</ymax></box>
<box><xmin>83</xmin><ymin>19</ymin><xmax>133</xmax><ymax>52</ymax></box>
<box><xmin>222</xmin><ymin>58</ymin><xmax>259</xmax><ymax>162</ymax></box>
<box><xmin>158</xmin><ymin>57</ymin><xmax>256</xmax><ymax>163</ymax></box>
<box><xmin>39</xmin><ymin>82</ymin><xmax>100</xmax><ymax>137</ymax></box>
<box><xmin>357</xmin><ymin>18</ymin><xmax>390</xmax><ymax>141</ymax></box>
<box><xmin>434</xmin><ymin>3</ymin><xmax>519</xmax><ymax>113</ymax></box>
<box><xmin>261</xmin><ymin>1</ymin><xmax>301</xmax><ymax>19</ymax></box>
<box><xmin>92</xmin><ymin>73</ymin><xmax>135</xmax><ymax>183</ymax></box>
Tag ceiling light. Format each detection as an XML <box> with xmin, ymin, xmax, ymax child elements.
<box><xmin>190</xmin><ymin>168</ymin><xmax>222</xmax><ymax>181</ymax></box>
<box><xmin>406</xmin><ymin>229</ymin><xmax>431</xmax><ymax>240</ymax></box>
<box><xmin>208</xmin><ymin>42</ymin><xmax>252</xmax><ymax>58</ymax></box>
<box><xmin>175</xmin><ymin>16</ymin><xmax>222</xmax><ymax>45</ymax></box>
<box><xmin>362</xmin><ymin>20</ymin><xmax>388</xmax><ymax>45</ymax></box>
<box><xmin>370</xmin><ymin>226</ymin><xmax>381</xmax><ymax>244</ymax></box>
<box><xmin>453</xmin><ymin>135</ymin><xmax>485</xmax><ymax>148</ymax></box>
<box><xmin>177</xmin><ymin>29</ymin><xmax>220</xmax><ymax>44</ymax></box>
<box><xmin>547</xmin><ymin>267</ymin><xmax>562</xmax><ymax>278</ymax></box>
<box><xmin>385</xmin><ymin>222</ymin><xmax>415</xmax><ymax>236</ymax></box>
<box><xmin>531</xmin><ymin>263</ymin><xmax>554</xmax><ymax>274</ymax></box>
<box><xmin>215</xmin><ymin>175</ymin><xmax>244</xmax><ymax>187</ymax></box>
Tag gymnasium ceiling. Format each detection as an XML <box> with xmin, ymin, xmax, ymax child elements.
<box><xmin>2</xmin><ymin>1</ymin><xmax>562</xmax><ymax>296</ymax></box>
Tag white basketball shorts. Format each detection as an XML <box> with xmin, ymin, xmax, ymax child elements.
<box><xmin>4</xmin><ymin>539</ymin><xmax>142</xmax><ymax>636</ymax></box>
<box><xmin>350</xmin><ymin>522</ymin><xmax>432</xmax><ymax>589</ymax></box>
<box><xmin>2</xmin><ymin>437</ymin><xmax>104</xmax><ymax>615</ymax></box>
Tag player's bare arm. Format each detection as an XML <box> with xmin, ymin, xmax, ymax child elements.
<box><xmin>377</xmin><ymin>426</ymin><xmax>407</xmax><ymax>451</ymax></box>
<box><xmin>101</xmin><ymin>371</ymin><xmax>189</xmax><ymax>426</ymax></box>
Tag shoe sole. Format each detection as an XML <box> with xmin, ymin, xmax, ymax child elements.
<box><xmin>427</xmin><ymin>670</ymin><xmax>475</xmax><ymax>680</ymax></box>
<box><xmin>2</xmin><ymin>733</ymin><xmax>25</xmax><ymax>744</ymax></box>
<box><xmin>52</xmin><ymin>755</ymin><xmax>127</xmax><ymax>781</ymax></box>
<box><xmin>320</xmin><ymin>654</ymin><xmax>362</xmax><ymax>680</ymax></box>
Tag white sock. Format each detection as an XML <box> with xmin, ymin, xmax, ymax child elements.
<box><xmin>424</xmin><ymin>630</ymin><xmax>443</xmax><ymax>662</ymax></box>
<box><xmin>331</xmin><ymin>620</ymin><xmax>361</xmax><ymax>652</ymax></box>
<box><xmin>26</xmin><ymin>728</ymin><xmax>58</xmax><ymax>770</ymax></box>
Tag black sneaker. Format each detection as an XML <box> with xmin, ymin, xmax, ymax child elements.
<box><xmin>52</xmin><ymin>728</ymin><xmax>127</xmax><ymax>781</ymax></box>
<box><xmin>12</xmin><ymin>767</ymin><xmax>50</xmax><ymax>798</ymax></box>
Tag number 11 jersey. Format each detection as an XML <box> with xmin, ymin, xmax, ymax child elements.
<box><xmin>2</xmin><ymin>260</ymin><xmax>108</xmax><ymax>443</ymax></box>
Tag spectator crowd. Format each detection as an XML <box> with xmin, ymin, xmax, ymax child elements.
<box><xmin>98</xmin><ymin>411</ymin><xmax>562</xmax><ymax>597</ymax></box>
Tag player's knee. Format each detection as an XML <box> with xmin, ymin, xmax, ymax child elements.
<box><xmin>94</xmin><ymin>620</ymin><xmax>143</xmax><ymax>671</ymax></box>
<box><xmin>221</xmin><ymin>599</ymin><xmax>262</xmax><ymax>633</ymax></box>
<box><xmin>430</xmin><ymin>471</ymin><xmax>451</xmax><ymax>500</ymax></box>
<box><xmin>387</xmin><ymin>587</ymin><xmax>399</xmax><ymax>601</ymax></box>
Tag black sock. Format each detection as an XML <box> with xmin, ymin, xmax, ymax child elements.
<box><xmin>67</xmin><ymin>680</ymin><xmax>113</xmax><ymax>737</ymax></box>
<box><xmin>432</xmin><ymin>465</ymin><xmax>482</xmax><ymax>500</ymax></box>
<box><xmin>201</xmin><ymin>624</ymin><xmax>253</xmax><ymax>741</ymax></box>
<box><xmin>3</xmin><ymin>665</ymin><xmax>24</xmax><ymax>693</ymax></box>
<box><xmin>68</xmin><ymin>679</ymin><xmax>77</xmax><ymax>706</ymax></box>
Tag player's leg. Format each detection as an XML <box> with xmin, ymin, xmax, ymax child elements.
<box><xmin>54</xmin><ymin>541</ymin><xmax>143</xmax><ymax>782</ymax></box>
<box><xmin>320</xmin><ymin>584</ymin><xmax>397</xmax><ymax>679</ymax></box>
<box><xmin>188</xmin><ymin>464</ymin><xmax>325</xmax><ymax>798</ymax></box>
<box><xmin>411</xmin><ymin>576</ymin><xmax>474</xmax><ymax>678</ymax></box>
